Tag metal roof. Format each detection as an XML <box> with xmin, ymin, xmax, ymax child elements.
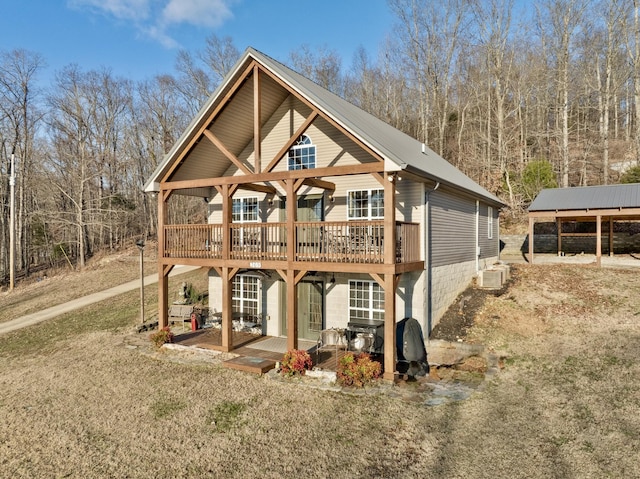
<box><xmin>529</xmin><ymin>183</ymin><xmax>640</xmax><ymax>212</ymax></box>
<box><xmin>145</xmin><ymin>47</ymin><xmax>505</xmax><ymax>207</ymax></box>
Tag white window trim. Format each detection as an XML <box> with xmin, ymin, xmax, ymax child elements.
<box><xmin>287</xmin><ymin>134</ymin><xmax>316</xmax><ymax>170</ymax></box>
<box><xmin>232</xmin><ymin>274</ymin><xmax>260</xmax><ymax>315</ymax></box>
<box><xmin>487</xmin><ymin>206</ymin><xmax>494</xmax><ymax>239</ymax></box>
<box><xmin>348</xmin><ymin>279</ymin><xmax>384</xmax><ymax>321</ymax></box>
<box><xmin>232</xmin><ymin>196</ymin><xmax>259</xmax><ymax>223</ymax></box>
<box><xmin>346</xmin><ymin>188</ymin><xmax>384</xmax><ymax>220</ymax></box>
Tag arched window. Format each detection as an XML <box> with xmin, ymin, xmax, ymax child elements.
<box><xmin>287</xmin><ymin>134</ymin><xmax>316</xmax><ymax>170</ymax></box>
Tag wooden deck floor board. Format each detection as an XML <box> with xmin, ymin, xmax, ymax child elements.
<box><xmin>172</xmin><ymin>329</ymin><xmax>362</xmax><ymax>371</ymax></box>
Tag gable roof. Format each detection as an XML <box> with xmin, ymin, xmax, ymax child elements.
<box><xmin>144</xmin><ymin>47</ymin><xmax>504</xmax><ymax>207</ymax></box>
<box><xmin>529</xmin><ymin>183</ymin><xmax>640</xmax><ymax>212</ymax></box>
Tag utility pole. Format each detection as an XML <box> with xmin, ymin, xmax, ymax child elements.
<box><xmin>9</xmin><ymin>153</ymin><xmax>15</xmax><ymax>292</ymax></box>
<box><xmin>136</xmin><ymin>239</ymin><xmax>145</xmax><ymax>323</ymax></box>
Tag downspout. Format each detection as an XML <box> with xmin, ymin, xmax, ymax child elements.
<box><xmin>423</xmin><ymin>180</ymin><xmax>439</xmax><ymax>338</ymax></box>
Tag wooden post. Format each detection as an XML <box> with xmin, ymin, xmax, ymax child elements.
<box><xmin>556</xmin><ymin>217</ymin><xmax>562</xmax><ymax>256</ymax></box>
<box><xmin>286</xmin><ymin>269</ymin><xmax>298</xmax><ymax>352</ymax></box>
<box><xmin>286</xmin><ymin>179</ymin><xmax>298</xmax><ymax>351</ymax></box>
<box><xmin>596</xmin><ymin>215</ymin><xmax>602</xmax><ymax>267</ymax></box>
<box><xmin>158</xmin><ymin>190</ymin><xmax>169</xmax><ymax>328</ymax></box>
<box><xmin>383</xmin><ymin>174</ymin><xmax>397</xmax><ymax>380</ymax></box>
<box><xmin>384</xmin><ymin>174</ymin><xmax>396</xmax><ymax>265</ymax></box>
<box><xmin>221</xmin><ymin>186</ymin><xmax>234</xmax><ymax>351</ymax></box>
<box><xmin>609</xmin><ymin>217</ymin><xmax>614</xmax><ymax>256</ymax></box>
<box><xmin>383</xmin><ymin>273</ymin><xmax>397</xmax><ymax>381</ymax></box>
<box><xmin>221</xmin><ymin>266</ymin><xmax>233</xmax><ymax>351</ymax></box>
<box><xmin>222</xmin><ymin>184</ymin><xmax>231</xmax><ymax>260</ymax></box>
<box><xmin>528</xmin><ymin>216</ymin><xmax>534</xmax><ymax>264</ymax></box>
<box><xmin>253</xmin><ymin>65</ymin><xmax>261</xmax><ymax>174</ymax></box>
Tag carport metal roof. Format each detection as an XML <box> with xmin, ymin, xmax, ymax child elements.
<box><xmin>527</xmin><ymin>183</ymin><xmax>640</xmax><ymax>266</ymax></box>
<box><xmin>529</xmin><ymin>183</ymin><xmax>640</xmax><ymax>212</ymax></box>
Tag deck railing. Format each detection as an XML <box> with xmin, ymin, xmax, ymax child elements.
<box><xmin>164</xmin><ymin>221</ymin><xmax>420</xmax><ymax>264</ymax></box>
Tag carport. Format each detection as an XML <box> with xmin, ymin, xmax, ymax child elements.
<box><xmin>528</xmin><ymin>184</ymin><xmax>640</xmax><ymax>267</ymax></box>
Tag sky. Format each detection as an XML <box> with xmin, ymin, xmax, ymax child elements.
<box><xmin>0</xmin><ymin>0</ymin><xmax>396</xmax><ymax>85</ymax></box>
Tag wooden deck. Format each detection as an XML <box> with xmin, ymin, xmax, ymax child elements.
<box><xmin>172</xmin><ymin>329</ymin><xmax>379</xmax><ymax>372</ymax></box>
<box><xmin>163</xmin><ymin>220</ymin><xmax>421</xmax><ymax>265</ymax></box>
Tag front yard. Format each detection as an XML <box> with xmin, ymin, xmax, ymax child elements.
<box><xmin>0</xmin><ymin>262</ymin><xmax>639</xmax><ymax>478</ymax></box>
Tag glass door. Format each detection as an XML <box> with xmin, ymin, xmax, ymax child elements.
<box><xmin>280</xmin><ymin>279</ymin><xmax>324</xmax><ymax>341</ymax></box>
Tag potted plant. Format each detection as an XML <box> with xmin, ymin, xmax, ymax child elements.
<box><xmin>280</xmin><ymin>349</ymin><xmax>313</xmax><ymax>377</ymax></box>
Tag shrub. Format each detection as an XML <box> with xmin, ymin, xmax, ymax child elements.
<box><xmin>511</xmin><ymin>159</ymin><xmax>558</xmax><ymax>203</ymax></box>
<box><xmin>336</xmin><ymin>352</ymin><xmax>382</xmax><ymax>388</ymax></box>
<box><xmin>620</xmin><ymin>165</ymin><xmax>640</xmax><ymax>184</ymax></box>
<box><xmin>150</xmin><ymin>326</ymin><xmax>174</xmax><ymax>348</ymax></box>
<box><xmin>280</xmin><ymin>349</ymin><xmax>313</xmax><ymax>377</ymax></box>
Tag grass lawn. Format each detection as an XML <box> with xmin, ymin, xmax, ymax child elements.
<box><xmin>1</xmin><ymin>260</ymin><xmax>639</xmax><ymax>478</ymax></box>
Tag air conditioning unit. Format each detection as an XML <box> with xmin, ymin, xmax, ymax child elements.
<box><xmin>479</xmin><ymin>270</ymin><xmax>503</xmax><ymax>288</ymax></box>
<box><xmin>478</xmin><ymin>264</ymin><xmax>510</xmax><ymax>288</ymax></box>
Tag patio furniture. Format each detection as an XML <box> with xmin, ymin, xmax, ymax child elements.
<box><xmin>168</xmin><ymin>304</ymin><xmax>194</xmax><ymax>331</ymax></box>
<box><xmin>316</xmin><ymin>328</ymin><xmax>347</xmax><ymax>367</ymax></box>
<box><xmin>209</xmin><ymin>311</ymin><xmax>264</xmax><ymax>332</ymax></box>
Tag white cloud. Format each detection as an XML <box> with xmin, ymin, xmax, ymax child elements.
<box><xmin>68</xmin><ymin>0</ymin><xmax>151</xmax><ymax>21</ymax></box>
<box><xmin>162</xmin><ymin>0</ymin><xmax>234</xmax><ymax>28</ymax></box>
<box><xmin>69</xmin><ymin>0</ymin><xmax>237</xmax><ymax>48</ymax></box>
<box><xmin>143</xmin><ymin>24</ymin><xmax>180</xmax><ymax>49</ymax></box>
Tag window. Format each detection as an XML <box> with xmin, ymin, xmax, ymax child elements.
<box><xmin>487</xmin><ymin>206</ymin><xmax>493</xmax><ymax>239</ymax></box>
<box><xmin>232</xmin><ymin>197</ymin><xmax>258</xmax><ymax>223</ymax></box>
<box><xmin>232</xmin><ymin>275</ymin><xmax>259</xmax><ymax>316</ymax></box>
<box><xmin>232</xmin><ymin>197</ymin><xmax>259</xmax><ymax>248</ymax></box>
<box><xmin>287</xmin><ymin>134</ymin><xmax>316</xmax><ymax>170</ymax></box>
<box><xmin>347</xmin><ymin>189</ymin><xmax>384</xmax><ymax>220</ymax></box>
<box><xmin>349</xmin><ymin>280</ymin><xmax>384</xmax><ymax>321</ymax></box>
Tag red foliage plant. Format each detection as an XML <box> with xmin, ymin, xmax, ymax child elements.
<box><xmin>336</xmin><ymin>352</ymin><xmax>382</xmax><ymax>388</ymax></box>
<box><xmin>150</xmin><ymin>326</ymin><xmax>174</xmax><ymax>348</ymax></box>
<box><xmin>280</xmin><ymin>349</ymin><xmax>313</xmax><ymax>377</ymax></box>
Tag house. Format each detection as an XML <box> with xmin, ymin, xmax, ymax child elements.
<box><xmin>528</xmin><ymin>183</ymin><xmax>640</xmax><ymax>266</ymax></box>
<box><xmin>144</xmin><ymin>47</ymin><xmax>505</xmax><ymax>379</ymax></box>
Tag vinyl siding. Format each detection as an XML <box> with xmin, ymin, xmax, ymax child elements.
<box><xmin>263</xmin><ymin>96</ymin><xmax>377</xmax><ymax>174</ymax></box>
<box><xmin>397</xmin><ymin>181</ymin><xmax>423</xmax><ymax>223</ymax></box>
<box><xmin>208</xmin><ymin>178</ymin><xmax>424</xmax><ymax>225</ymax></box>
<box><xmin>430</xmin><ymin>188</ymin><xmax>477</xmax><ymax>267</ymax></box>
<box><xmin>478</xmin><ymin>203</ymin><xmax>499</xmax><ymax>259</ymax></box>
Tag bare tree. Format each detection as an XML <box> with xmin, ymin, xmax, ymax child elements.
<box><xmin>624</xmin><ymin>0</ymin><xmax>640</xmax><ymax>165</ymax></box>
<box><xmin>388</xmin><ymin>0</ymin><xmax>470</xmax><ymax>155</ymax></box>
<box><xmin>289</xmin><ymin>45</ymin><xmax>344</xmax><ymax>95</ymax></box>
<box><xmin>128</xmin><ymin>75</ymin><xmax>190</xmax><ymax>237</ymax></box>
<box><xmin>536</xmin><ymin>0</ymin><xmax>588</xmax><ymax>187</ymax></box>
<box><xmin>174</xmin><ymin>35</ymin><xmax>240</xmax><ymax>116</ymax></box>
<box><xmin>174</xmin><ymin>50</ymin><xmax>213</xmax><ymax>116</ymax></box>
<box><xmin>473</xmin><ymin>0</ymin><xmax>520</xmax><ymax>204</ymax></box>
<box><xmin>48</xmin><ymin>67</ymin><xmax>139</xmax><ymax>264</ymax></box>
<box><xmin>588</xmin><ymin>0</ymin><xmax>628</xmax><ymax>184</ymax></box>
<box><xmin>345</xmin><ymin>45</ymin><xmax>413</xmax><ymax>134</ymax></box>
<box><xmin>0</xmin><ymin>49</ymin><xmax>45</xmax><ymax>278</ymax></box>
<box><xmin>201</xmin><ymin>35</ymin><xmax>240</xmax><ymax>86</ymax></box>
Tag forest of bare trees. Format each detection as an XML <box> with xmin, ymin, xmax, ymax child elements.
<box><xmin>2</xmin><ymin>0</ymin><xmax>640</xmax><ymax>282</ymax></box>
